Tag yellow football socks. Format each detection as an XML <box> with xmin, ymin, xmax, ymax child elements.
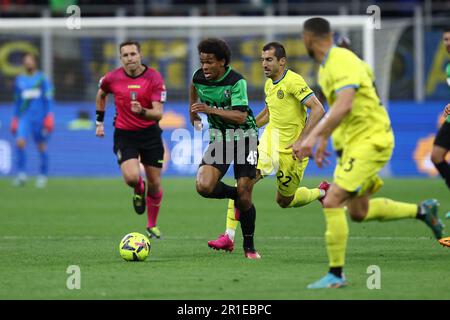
<box><xmin>225</xmin><ymin>199</ymin><xmax>239</xmax><ymax>240</ymax></box>
<box><xmin>324</xmin><ymin>208</ymin><xmax>349</xmax><ymax>267</ymax></box>
<box><xmin>363</xmin><ymin>198</ymin><xmax>417</xmax><ymax>222</ymax></box>
<box><xmin>287</xmin><ymin>187</ymin><xmax>322</xmax><ymax>208</ymax></box>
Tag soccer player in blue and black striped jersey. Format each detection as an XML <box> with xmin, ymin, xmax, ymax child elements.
<box><xmin>10</xmin><ymin>53</ymin><xmax>54</xmax><ymax>188</ymax></box>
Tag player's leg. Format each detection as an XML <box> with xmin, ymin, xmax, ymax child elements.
<box><xmin>35</xmin><ymin>142</ymin><xmax>49</xmax><ymax>188</ymax></box>
<box><xmin>114</xmin><ymin>129</ymin><xmax>146</xmax><ymax>214</ymax></box>
<box><xmin>119</xmin><ymin>155</ymin><xmax>146</xmax><ymax>215</ymax></box>
<box><xmin>308</xmin><ymin>146</ymin><xmax>369</xmax><ymax>289</ymax></box>
<box><xmin>431</xmin><ymin>121</ymin><xmax>450</xmax><ymax>189</ymax></box>
<box><xmin>33</xmin><ymin>123</ymin><xmax>50</xmax><ymax>188</ymax></box>
<box><xmin>431</xmin><ymin>146</ymin><xmax>450</xmax><ymax>189</ymax></box>
<box><xmin>234</xmin><ymin>135</ymin><xmax>260</xmax><ymax>259</ymax></box>
<box><xmin>143</xmin><ymin>165</ymin><xmax>163</xmax><ymax>239</ymax></box>
<box><xmin>275</xmin><ymin>155</ymin><xmax>326</xmax><ymax>208</ymax></box>
<box><xmin>307</xmin><ymin>183</ymin><xmax>350</xmax><ymax>289</ymax></box>
<box><xmin>346</xmin><ymin>175</ymin><xmax>444</xmax><ymax>240</ymax></box>
<box><xmin>13</xmin><ymin>120</ymin><xmax>28</xmax><ymax>186</ymax></box>
<box><xmin>236</xmin><ymin>176</ymin><xmax>260</xmax><ymax>259</ymax></box>
<box><xmin>139</xmin><ymin>136</ymin><xmax>165</xmax><ymax>239</ymax></box>
<box><xmin>196</xmin><ymin>164</ymin><xmax>236</xmax><ymax>199</ymax></box>
<box><xmin>196</xmin><ymin>140</ymin><xmax>236</xmax><ymax>200</ymax></box>
<box><xmin>208</xmin><ymin>171</ymin><xmax>262</xmax><ymax>251</ymax></box>
<box><xmin>199</xmin><ymin>142</ymin><xmax>237</xmax><ymax>251</ymax></box>
<box><xmin>212</xmin><ymin>132</ymin><xmax>272</xmax><ymax>248</ymax></box>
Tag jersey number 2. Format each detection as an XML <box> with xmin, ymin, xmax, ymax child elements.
<box><xmin>277</xmin><ymin>170</ymin><xmax>292</xmax><ymax>187</ymax></box>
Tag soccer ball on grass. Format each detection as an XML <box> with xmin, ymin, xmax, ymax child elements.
<box><xmin>119</xmin><ymin>232</ymin><xmax>151</xmax><ymax>261</ymax></box>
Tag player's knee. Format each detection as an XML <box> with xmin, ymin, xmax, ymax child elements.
<box><xmin>431</xmin><ymin>149</ymin><xmax>444</xmax><ymax>164</ymax></box>
<box><xmin>348</xmin><ymin>208</ymin><xmax>365</xmax><ymax>222</ymax></box>
<box><xmin>349</xmin><ymin>213</ymin><xmax>365</xmax><ymax>222</ymax></box>
<box><xmin>322</xmin><ymin>197</ymin><xmax>339</xmax><ymax>209</ymax></box>
<box><xmin>123</xmin><ymin>174</ymin><xmax>140</xmax><ymax>188</ymax></box>
<box><xmin>196</xmin><ymin>180</ymin><xmax>214</xmax><ymax>197</ymax></box>
<box><xmin>276</xmin><ymin>196</ymin><xmax>291</xmax><ymax>208</ymax></box>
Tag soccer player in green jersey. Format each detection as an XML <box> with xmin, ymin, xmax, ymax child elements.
<box><xmin>207</xmin><ymin>42</ymin><xmax>328</xmax><ymax>253</ymax></box>
<box><xmin>297</xmin><ymin>17</ymin><xmax>444</xmax><ymax>289</ymax></box>
<box><xmin>431</xmin><ymin>27</ymin><xmax>450</xmax><ymax>189</ymax></box>
<box><xmin>190</xmin><ymin>38</ymin><xmax>260</xmax><ymax>259</ymax></box>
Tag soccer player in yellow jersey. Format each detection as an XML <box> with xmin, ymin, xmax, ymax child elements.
<box><xmin>316</xmin><ymin>36</ymin><xmax>376</xmax><ymax>168</ymax></box>
<box><xmin>208</xmin><ymin>42</ymin><xmax>328</xmax><ymax>253</ymax></box>
<box><xmin>297</xmin><ymin>17</ymin><xmax>445</xmax><ymax>289</ymax></box>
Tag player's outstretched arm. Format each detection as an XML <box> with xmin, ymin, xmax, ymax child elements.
<box><xmin>95</xmin><ymin>88</ymin><xmax>107</xmax><ymax>137</ymax></box>
<box><xmin>255</xmin><ymin>105</ymin><xmax>269</xmax><ymax>128</ymax></box>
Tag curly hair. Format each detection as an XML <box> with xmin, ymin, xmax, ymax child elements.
<box><xmin>197</xmin><ymin>38</ymin><xmax>231</xmax><ymax>66</ymax></box>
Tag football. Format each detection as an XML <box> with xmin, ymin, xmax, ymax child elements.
<box><xmin>119</xmin><ymin>232</ymin><xmax>151</xmax><ymax>261</ymax></box>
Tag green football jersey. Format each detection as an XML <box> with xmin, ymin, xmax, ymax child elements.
<box><xmin>192</xmin><ymin>67</ymin><xmax>257</xmax><ymax>142</ymax></box>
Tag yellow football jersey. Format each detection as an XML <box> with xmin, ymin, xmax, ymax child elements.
<box><xmin>330</xmin><ymin>60</ymin><xmax>375</xmax><ymax>152</ymax></box>
<box><xmin>264</xmin><ymin>69</ymin><xmax>314</xmax><ymax>153</ymax></box>
<box><xmin>319</xmin><ymin>47</ymin><xmax>392</xmax><ymax>148</ymax></box>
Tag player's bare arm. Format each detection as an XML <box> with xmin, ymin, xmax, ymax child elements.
<box><xmin>95</xmin><ymin>88</ymin><xmax>107</xmax><ymax>137</ymax></box>
<box><xmin>255</xmin><ymin>105</ymin><xmax>269</xmax><ymax>128</ymax></box>
<box><xmin>191</xmin><ymin>102</ymin><xmax>248</xmax><ymax>125</ymax></box>
<box><xmin>297</xmin><ymin>87</ymin><xmax>355</xmax><ymax>160</ymax></box>
<box><xmin>189</xmin><ymin>82</ymin><xmax>202</xmax><ymax>128</ymax></box>
<box><xmin>291</xmin><ymin>95</ymin><xmax>325</xmax><ymax>159</ymax></box>
<box><xmin>130</xmin><ymin>100</ymin><xmax>163</xmax><ymax>121</ymax></box>
<box><xmin>314</xmin><ymin>134</ymin><xmax>331</xmax><ymax>168</ymax></box>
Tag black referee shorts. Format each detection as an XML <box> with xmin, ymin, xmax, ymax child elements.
<box><xmin>434</xmin><ymin>121</ymin><xmax>450</xmax><ymax>150</ymax></box>
<box><xmin>113</xmin><ymin>125</ymin><xmax>164</xmax><ymax>168</ymax></box>
<box><xmin>200</xmin><ymin>136</ymin><xmax>258</xmax><ymax>180</ymax></box>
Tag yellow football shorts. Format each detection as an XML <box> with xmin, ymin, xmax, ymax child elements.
<box><xmin>257</xmin><ymin>129</ymin><xmax>309</xmax><ymax>197</ymax></box>
<box><xmin>334</xmin><ymin>137</ymin><xmax>393</xmax><ymax>197</ymax></box>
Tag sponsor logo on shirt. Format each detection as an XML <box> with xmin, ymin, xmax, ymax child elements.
<box><xmin>21</xmin><ymin>88</ymin><xmax>42</xmax><ymax>100</ymax></box>
<box><xmin>128</xmin><ymin>85</ymin><xmax>141</xmax><ymax>89</ymax></box>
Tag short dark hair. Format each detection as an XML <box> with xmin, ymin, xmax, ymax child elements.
<box><xmin>262</xmin><ymin>42</ymin><xmax>286</xmax><ymax>60</ymax></box>
<box><xmin>197</xmin><ymin>38</ymin><xmax>231</xmax><ymax>67</ymax></box>
<box><xmin>444</xmin><ymin>26</ymin><xmax>450</xmax><ymax>33</ymax></box>
<box><xmin>304</xmin><ymin>17</ymin><xmax>331</xmax><ymax>37</ymax></box>
<box><xmin>119</xmin><ymin>40</ymin><xmax>141</xmax><ymax>53</ymax></box>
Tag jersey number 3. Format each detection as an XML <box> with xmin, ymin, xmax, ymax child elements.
<box><xmin>343</xmin><ymin>157</ymin><xmax>355</xmax><ymax>172</ymax></box>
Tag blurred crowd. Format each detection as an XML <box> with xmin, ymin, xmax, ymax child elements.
<box><xmin>1</xmin><ymin>0</ymin><xmax>447</xmax><ymax>18</ymax></box>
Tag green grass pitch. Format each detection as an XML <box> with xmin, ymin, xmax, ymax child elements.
<box><xmin>0</xmin><ymin>177</ymin><xmax>449</xmax><ymax>299</ymax></box>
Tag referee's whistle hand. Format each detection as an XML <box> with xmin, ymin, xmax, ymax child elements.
<box><xmin>131</xmin><ymin>101</ymin><xmax>142</xmax><ymax>114</ymax></box>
